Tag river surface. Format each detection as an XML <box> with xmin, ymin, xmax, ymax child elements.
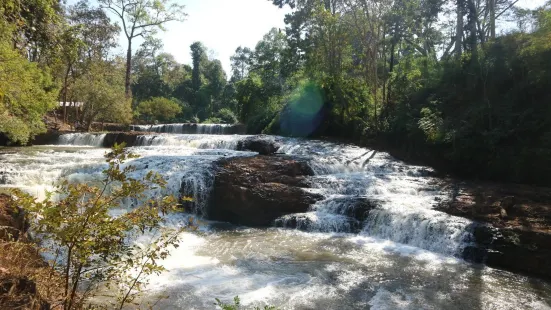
<box><xmin>0</xmin><ymin>129</ymin><xmax>550</xmax><ymax>309</ymax></box>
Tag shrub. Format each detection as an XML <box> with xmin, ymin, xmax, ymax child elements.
<box><xmin>12</xmin><ymin>144</ymin><xmax>188</xmax><ymax>309</ymax></box>
<box><xmin>137</xmin><ymin>97</ymin><xmax>182</xmax><ymax>123</ymax></box>
<box><xmin>202</xmin><ymin>117</ymin><xmax>223</xmax><ymax>124</ymax></box>
<box><xmin>216</xmin><ymin>108</ymin><xmax>239</xmax><ymax>124</ymax></box>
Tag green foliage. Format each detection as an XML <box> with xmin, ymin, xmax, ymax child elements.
<box><xmin>410</xmin><ymin>32</ymin><xmax>551</xmax><ymax>183</ymax></box>
<box><xmin>202</xmin><ymin>117</ymin><xmax>223</xmax><ymax>124</ymax></box>
<box><xmin>99</xmin><ymin>0</ymin><xmax>187</xmax><ymax>95</ymax></box>
<box><xmin>12</xmin><ymin>144</ymin><xmax>187</xmax><ymax>309</ymax></box>
<box><xmin>216</xmin><ymin>108</ymin><xmax>239</xmax><ymax>124</ymax></box>
<box><xmin>73</xmin><ymin>60</ymin><xmax>132</xmax><ymax>129</ymax></box>
<box><xmin>0</xmin><ymin>20</ymin><xmax>58</xmax><ymax>144</ymax></box>
<box><xmin>137</xmin><ymin>97</ymin><xmax>183</xmax><ymax>122</ymax></box>
<box><xmin>1</xmin><ymin>0</ymin><xmax>63</xmax><ymax>63</ymax></box>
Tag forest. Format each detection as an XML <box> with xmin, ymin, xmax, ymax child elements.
<box><xmin>1</xmin><ymin>0</ymin><xmax>551</xmax><ymax>184</ymax></box>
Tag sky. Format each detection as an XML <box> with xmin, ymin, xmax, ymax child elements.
<box><xmin>80</xmin><ymin>0</ymin><xmax>546</xmax><ymax>76</ymax></box>
<box><xmin>119</xmin><ymin>0</ymin><xmax>292</xmax><ymax>75</ymax></box>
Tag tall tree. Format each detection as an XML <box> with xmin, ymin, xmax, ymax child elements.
<box><xmin>190</xmin><ymin>41</ymin><xmax>207</xmax><ymax>92</ymax></box>
<box><xmin>230</xmin><ymin>46</ymin><xmax>252</xmax><ymax>81</ymax></box>
<box><xmin>99</xmin><ymin>0</ymin><xmax>186</xmax><ymax>96</ymax></box>
<box><xmin>69</xmin><ymin>1</ymin><xmax>120</xmax><ymax>61</ymax></box>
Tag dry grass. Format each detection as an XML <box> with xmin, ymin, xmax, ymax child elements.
<box><xmin>0</xmin><ymin>195</ymin><xmax>64</xmax><ymax>309</ymax></box>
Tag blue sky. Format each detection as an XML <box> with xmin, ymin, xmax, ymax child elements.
<box><xmin>78</xmin><ymin>0</ymin><xmax>546</xmax><ymax>75</ymax></box>
<box><xmin>116</xmin><ymin>0</ymin><xmax>292</xmax><ymax>74</ymax></box>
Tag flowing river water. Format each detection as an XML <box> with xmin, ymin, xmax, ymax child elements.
<box><xmin>0</xmin><ymin>127</ymin><xmax>550</xmax><ymax>309</ymax></box>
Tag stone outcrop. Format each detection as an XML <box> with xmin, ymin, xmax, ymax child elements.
<box><xmin>236</xmin><ymin>135</ymin><xmax>280</xmax><ymax>155</ymax></box>
<box><xmin>209</xmin><ymin>155</ymin><xmax>323</xmax><ymax>226</ymax></box>
<box><xmin>439</xmin><ymin>182</ymin><xmax>551</xmax><ymax>279</ymax></box>
<box><xmin>30</xmin><ymin>132</ymin><xmax>61</xmax><ymax>146</ymax></box>
<box><xmin>102</xmin><ymin>132</ymin><xmax>144</xmax><ymax>147</ymax></box>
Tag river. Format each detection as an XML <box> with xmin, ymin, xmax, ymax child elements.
<box><xmin>0</xmin><ymin>126</ymin><xmax>550</xmax><ymax>309</ymax></box>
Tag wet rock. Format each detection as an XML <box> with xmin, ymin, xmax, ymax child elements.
<box><xmin>438</xmin><ymin>181</ymin><xmax>551</xmax><ymax>279</ymax></box>
<box><xmin>485</xmin><ymin>228</ymin><xmax>551</xmax><ymax>279</ymax></box>
<box><xmin>30</xmin><ymin>132</ymin><xmax>61</xmax><ymax>146</ymax></box>
<box><xmin>500</xmin><ymin>195</ymin><xmax>515</xmax><ymax>208</ymax></box>
<box><xmin>236</xmin><ymin>135</ymin><xmax>280</xmax><ymax>155</ymax></box>
<box><xmin>209</xmin><ymin>155</ymin><xmax>323</xmax><ymax>226</ymax></box>
<box><xmin>102</xmin><ymin>132</ymin><xmax>143</xmax><ymax>147</ymax></box>
<box><xmin>274</xmin><ymin>214</ymin><xmax>314</xmax><ymax>231</ymax></box>
<box><xmin>462</xmin><ymin>245</ymin><xmax>488</xmax><ymax>264</ymax></box>
<box><xmin>274</xmin><ymin>213</ymin><xmax>362</xmax><ymax>233</ymax></box>
<box><xmin>322</xmin><ymin>196</ymin><xmax>382</xmax><ymax>223</ymax></box>
<box><xmin>472</xmin><ymin>224</ymin><xmax>496</xmax><ymax>246</ymax></box>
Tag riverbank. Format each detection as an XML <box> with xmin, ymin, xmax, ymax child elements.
<box><xmin>437</xmin><ymin>181</ymin><xmax>551</xmax><ymax>279</ymax></box>
<box><xmin>0</xmin><ymin>194</ymin><xmax>62</xmax><ymax>309</ymax></box>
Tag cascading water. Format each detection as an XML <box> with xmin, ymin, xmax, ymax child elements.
<box><xmin>135</xmin><ymin>134</ymin><xmax>247</xmax><ymax>150</ymax></box>
<box><xmin>275</xmin><ymin>138</ymin><xmax>473</xmax><ymax>256</ymax></box>
<box><xmin>0</xmin><ymin>133</ymin><xmax>550</xmax><ymax>309</ymax></box>
<box><xmin>130</xmin><ymin>123</ymin><xmax>244</xmax><ymax>135</ymax></box>
<box><xmin>57</xmin><ymin>132</ymin><xmax>107</xmax><ymax>147</ymax></box>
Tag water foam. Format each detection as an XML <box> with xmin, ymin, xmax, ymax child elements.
<box><xmin>58</xmin><ymin>133</ymin><xmax>107</xmax><ymax>147</ymax></box>
<box><xmin>131</xmin><ymin>123</ymin><xmax>242</xmax><ymax>135</ymax></box>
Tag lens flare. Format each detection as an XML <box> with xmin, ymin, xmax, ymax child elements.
<box><xmin>280</xmin><ymin>81</ymin><xmax>324</xmax><ymax>137</ymax></box>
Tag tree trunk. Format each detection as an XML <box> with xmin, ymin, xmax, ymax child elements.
<box><xmin>467</xmin><ymin>0</ymin><xmax>478</xmax><ymax>55</ymax></box>
<box><xmin>63</xmin><ymin>64</ymin><xmax>71</xmax><ymax>123</ymax></box>
<box><xmin>489</xmin><ymin>0</ymin><xmax>496</xmax><ymax>39</ymax></box>
<box><xmin>388</xmin><ymin>40</ymin><xmax>396</xmax><ymax>106</ymax></box>
<box><xmin>125</xmin><ymin>38</ymin><xmax>132</xmax><ymax>97</ymax></box>
<box><xmin>455</xmin><ymin>0</ymin><xmax>464</xmax><ymax>57</ymax></box>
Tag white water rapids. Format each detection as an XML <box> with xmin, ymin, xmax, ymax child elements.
<box><xmin>0</xmin><ymin>132</ymin><xmax>550</xmax><ymax>309</ymax></box>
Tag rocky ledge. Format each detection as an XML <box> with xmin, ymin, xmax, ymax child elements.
<box><xmin>438</xmin><ymin>182</ymin><xmax>551</xmax><ymax>279</ymax></box>
<box><xmin>208</xmin><ymin>155</ymin><xmax>323</xmax><ymax>226</ymax></box>
<box><xmin>236</xmin><ymin>135</ymin><xmax>281</xmax><ymax>155</ymax></box>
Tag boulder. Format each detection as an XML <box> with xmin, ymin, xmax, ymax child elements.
<box><xmin>319</xmin><ymin>196</ymin><xmax>383</xmax><ymax>222</ymax></box>
<box><xmin>209</xmin><ymin>155</ymin><xmax>323</xmax><ymax>226</ymax></box>
<box><xmin>468</xmin><ymin>226</ymin><xmax>551</xmax><ymax>279</ymax></box>
<box><xmin>236</xmin><ymin>135</ymin><xmax>280</xmax><ymax>155</ymax></box>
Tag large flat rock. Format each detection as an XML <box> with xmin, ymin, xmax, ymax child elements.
<box><xmin>208</xmin><ymin>155</ymin><xmax>323</xmax><ymax>226</ymax></box>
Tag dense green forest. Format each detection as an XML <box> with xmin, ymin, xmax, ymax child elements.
<box><xmin>1</xmin><ymin>0</ymin><xmax>551</xmax><ymax>184</ymax></box>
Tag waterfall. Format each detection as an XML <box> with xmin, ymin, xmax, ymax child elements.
<box><xmin>273</xmin><ymin>138</ymin><xmax>474</xmax><ymax>257</ymax></box>
<box><xmin>130</xmin><ymin>123</ymin><xmax>244</xmax><ymax>135</ymax></box>
<box><xmin>134</xmin><ymin>134</ymin><xmax>245</xmax><ymax>150</ymax></box>
<box><xmin>2</xmin><ymin>134</ymin><xmax>549</xmax><ymax>309</ymax></box>
<box><xmin>57</xmin><ymin>133</ymin><xmax>106</xmax><ymax>147</ymax></box>
<box><xmin>7</xmin><ymin>133</ymin><xmax>475</xmax><ymax>257</ymax></box>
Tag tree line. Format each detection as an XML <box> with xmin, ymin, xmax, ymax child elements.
<box><xmin>2</xmin><ymin>0</ymin><xmax>551</xmax><ymax>184</ymax></box>
<box><xmin>237</xmin><ymin>0</ymin><xmax>551</xmax><ymax>185</ymax></box>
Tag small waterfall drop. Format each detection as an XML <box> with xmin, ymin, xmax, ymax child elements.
<box><xmin>134</xmin><ymin>134</ymin><xmax>245</xmax><ymax>150</ymax></box>
<box><xmin>58</xmin><ymin>133</ymin><xmax>106</xmax><ymax>147</ymax></box>
<box><xmin>274</xmin><ymin>138</ymin><xmax>474</xmax><ymax>257</ymax></box>
<box><xmin>131</xmin><ymin>123</ymin><xmax>244</xmax><ymax>135</ymax></box>
<box><xmin>9</xmin><ymin>133</ymin><xmax>475</xmax><ymax>257</ymax></box>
